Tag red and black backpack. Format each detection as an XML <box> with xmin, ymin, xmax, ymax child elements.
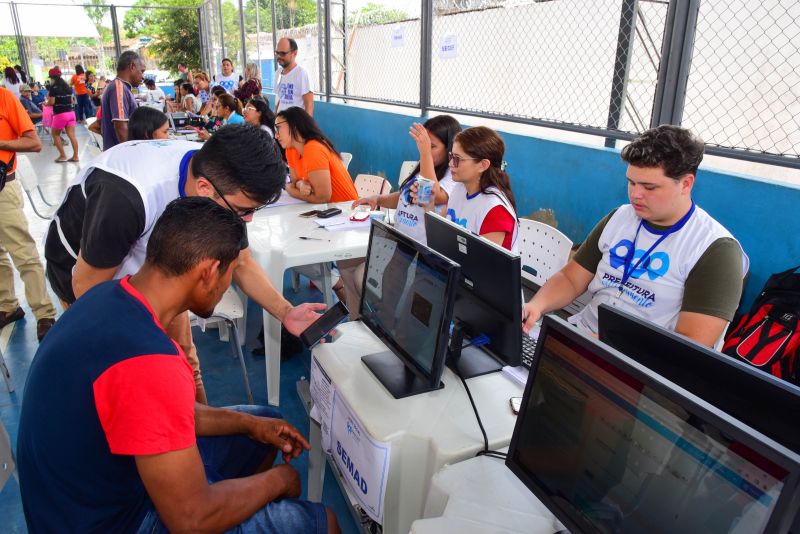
<box><xmin>722</xmin><ymin>265</ymin><xmax>800</xmax><ymax>385</ymax></box>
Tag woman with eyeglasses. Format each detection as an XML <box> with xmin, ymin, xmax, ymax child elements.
<box><xmin>243</xmin><ymin>98</ymin><xmax>275</xmax><ymax>137</ymax></box>
<box><xmin>351</xmin><ymin>114</ymin><xmax>461</xmax><ymax>245</ymax></box>
<box><xmin>339</xmin><ymin>115</ymin><xmax>462</xmax><ymax>318</ymax></box>
<box><xmin>275</xmin><ymin>107</ymin><xmax>357</xmax><ymax>203</ymax></box>
<box><xmin>445</xmin><ymin>126</ymin><xmax>519</xmax><ymax>251</ymax></box>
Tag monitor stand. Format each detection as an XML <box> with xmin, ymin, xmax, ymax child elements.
<box><xmin>447</xmin><ymin>324</ymin><xmax>503</xmax><ymax>379</ymax></box>
<box><xmin>362</xmin><ymin>351</ymin><xmax>445</xmax><ymax>399</ymax></box>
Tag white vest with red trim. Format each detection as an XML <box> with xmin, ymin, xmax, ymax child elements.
<box><xmin>445</xmin><ymin>182</ymin><xmax>519</xmax><ymax>253</ymax></box>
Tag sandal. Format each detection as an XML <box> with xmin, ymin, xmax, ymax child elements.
<box><xmin>69</xmin><ymin>157</ymin><xmax>80</xmax><ymax>162</ymax></box>
<box><xmin>55</xmin><ymin>158</ymin><xmax>68</xmax><ymax>163</ymax></box>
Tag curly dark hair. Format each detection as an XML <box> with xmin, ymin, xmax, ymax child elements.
<box><xmin>621</xmin><ymin>125</ymin><xmax>704</xmax><ymax>179</ymax></box>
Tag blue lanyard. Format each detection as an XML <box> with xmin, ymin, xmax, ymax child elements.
<box><xmin>177</xmin><ymin>150</ymin><xmax>199</xmax><ymax>198</ymax></box>
<box><xmin>619</xmin><ymin>202</ymin><xmax>695</xmax><ymax>294</ymax></box>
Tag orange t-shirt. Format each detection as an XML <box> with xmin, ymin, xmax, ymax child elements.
<box><xmin>0</xmin><ymin>87</ymin><xmax>35</xmax><ymax>174</ymax></box>
<box><xmin>286</xmin><ymin>140</ymin><xmax>358</xmax><ymax>202</ymax></box>
<box><xmin>71</xmin><ymin>73</ymin><xmax>88</xmax><ymax>95</ymax></box>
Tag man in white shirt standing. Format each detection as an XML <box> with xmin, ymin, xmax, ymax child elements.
<box><xmin>274</xmin><ymin>38</ymin><xmax>314</xmax><ymax>116</ymax></box>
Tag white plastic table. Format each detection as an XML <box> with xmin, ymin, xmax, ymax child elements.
<box><xmin>308</xmin><ymin>321</ymin><xmax>523</xmax><ymax>534</ymax></box>
<box><xmin>248</xmin><ymin>201</ymin><xmax>371</xmax><ymax>405</ymax></box>
<box><xmin>411</xmin><ymin>451</ymin><xmax>561</xmax><ymax>534</ymax></box>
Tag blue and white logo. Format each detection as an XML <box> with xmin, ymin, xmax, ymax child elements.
<box><xmin>446</xmin><ymin>208</ymin><xmax>467</xmax><ymax>229</ymax></box>
<box><xmin>609</xmin><ymin>239</ymin><xmax>670</xmax><ymax>281</ymax></box>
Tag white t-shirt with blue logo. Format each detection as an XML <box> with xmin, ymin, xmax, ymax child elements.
<box><xmin>394</xmin><ymin>169</ymin><xmax>456</xmax><ymax>245</ymax></box>
<box><xmin>445</xmin><ymin>182</ymin><xmax>519</xmax><ymax>253</ymax></box>
<box><xmin>570</xmin><ymin>204</ymin><xmax>749</xmax><ymax>334</ymax></box>
<box><xmin>214</xmin><ymin>72</ymin><xmax>240</xmax><ymax>95</ymax></box>
<box><xmin>274</xmin><ymin>65</ymin><xmax>313</xmax><ymax>113</ymax></box>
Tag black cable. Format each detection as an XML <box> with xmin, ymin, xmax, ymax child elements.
<box><xmin>456</xmin><ymin>369</ymin><xmax>509</xmax><ymax>459</ymax></box>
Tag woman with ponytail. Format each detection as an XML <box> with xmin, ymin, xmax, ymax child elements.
<box><xmin>445</xmin><ymin>126</ymin><xmax>519</xmax><ymax>251</ymax></box>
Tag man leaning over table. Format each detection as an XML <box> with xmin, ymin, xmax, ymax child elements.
<box><xmin>44</xmin><ymin>124</ymin><xmax>326</xmax><ymax>404</ymax></box>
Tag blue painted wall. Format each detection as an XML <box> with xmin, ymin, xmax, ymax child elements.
<box><xmin>314</xmin><ymin>100</ymin><xmax>800</xmax><ymax>309</ymax></box>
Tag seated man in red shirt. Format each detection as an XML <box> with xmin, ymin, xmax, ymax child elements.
<box><xmin>18</xmin><ymin>197</ymin><xmax>340</xmax><ymax>534</ymax></box>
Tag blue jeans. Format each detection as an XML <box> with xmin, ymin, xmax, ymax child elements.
<box><xmin>75</xmin><ymin>93</ymin><xmax>94</xmax><ymax>121</ymax></box>
<box><xmin>137</xmin><ymin>405</ymin><xmax>327</xmax><ymax>534</ymax></box>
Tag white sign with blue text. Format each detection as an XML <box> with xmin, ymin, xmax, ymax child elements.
<box><xmin>330</xmin><ymin>390</ymin><xmax>391</xmax><ymax>523</ymax></box>
<box><xmin>439</xmin><ymin>34</ymin><xmax>458</xmax><ymax>59</ymax></box>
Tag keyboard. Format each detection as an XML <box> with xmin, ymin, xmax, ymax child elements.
<box><xmin>521</xmin><ymin>335</ymin><xmax>538</xmax><ymax>369</ymax></box>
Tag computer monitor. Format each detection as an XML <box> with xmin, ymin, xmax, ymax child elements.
<box><xmin>597</xmin><ymin>304</ymin><xmax>800</xmax><ymax>453</ymax></box>
<box><xmin>359</xmin><ymin>220</ymin><xmax>460</xmax><ymax>399</ymax></box>
<box><xmin>425</xmin><ymin>212</ymin><xmax>522</xmax><ymax>377</ymax></box>
<box><xmin>507</xmin><ymin>315</ymin><xmax>800</xmax><ymax>534</ymax></box>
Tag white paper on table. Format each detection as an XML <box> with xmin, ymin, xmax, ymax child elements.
<box><xmin>309</xmin><ymin>356</ymin><xmax>335</xmax><ymax>452</ymax></box>
<box><xmin>502</xmin><ymin>365</ymin><xmax>529</xmax><ymax>387</ymax></box>
<box><xmin>313</xmin><ymin>215</ymin><xmax>371</xmax><ymax>231</ymax></box>
<box><xmin>268</xmin><ymin>189</ymin><xmax>308</xmax><ymax>207</ymax></box>
<box><xmin>330</xmin><ymin>390</ymin><xmax>391</xmax><ymax>523</ymax></box>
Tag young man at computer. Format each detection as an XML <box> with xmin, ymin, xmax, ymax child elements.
<box><xmin>522</xmin><ymin>125</ymin><xmax>748</xmax><ymax>347</ymax></box>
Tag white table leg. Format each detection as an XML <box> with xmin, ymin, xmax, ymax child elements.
<box><xmin>265</xmin><ymin>263</ymin><xmax>286</xmax><ymax>406</ymax></box>
<box><xmin>307</xmin><ymin>417</ymin><xmax>326</xmax><ymax>501</ymax></box>
<box><xmin>321</xmin><ymin>262</ymin><xmax>334</xmax><ymax>309</ymax></box>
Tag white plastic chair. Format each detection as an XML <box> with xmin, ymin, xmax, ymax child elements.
<box><xmin>15</xmin><ymin>155</ymin><xmax>57</xmax><ymax>219</ymax></box>
<box><xmin>354</xmin><ymin>174</ymin><xmax>392</xmax><ymax>197</ymax></box>
<box><xmin>341</xmin><ymin>152</ymin><xmax>353</xmax><ymax>170</ymax></box>
<box><xmin>398</xmin><ymin>160</ymin><xmax>417</xmax><ymax>184</ymax></box>
<box><xmin>0</xmin><ymin>343</ymin><xmax>12</xmax><ymax>393</ymax></box>
<box><xmin>0</xmin><ymin>419</ymin><xmax>17</xmax><ymax>492</ymax></box>
<box><xmin>518</xmin><ymin>219</ymin><xmax>573</xmax><ymax>287</ymax></box>
<box><xmin>189</xmin><ymin>287</ymin><xmax>253</xmax><ymax>404</ymax></box>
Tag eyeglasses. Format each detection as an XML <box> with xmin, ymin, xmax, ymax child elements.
<box><xmin>243</xmin><ymin>106</ymin><xmax>257</xmax><ymax>113</ymax></box>
<box><xmin>274</xmin><ymin>120</ymin><xmax>287</xmax><ymax>128</ymax></box>
<box><xmin>206</xmin><ymin>178</ymin><xmax>266</xmax><ymax>218</ymax></box>
<box><xmin>448</xmin><ymin>152</ymin><xmax>481</xmax><ymax>168</ymax></box>
<box><xmin>274</xmin><ymin>50</ymin><xmax>291</xmax><ymax>57</ymax></box>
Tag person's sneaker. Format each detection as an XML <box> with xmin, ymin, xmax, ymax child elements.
<box><xmin>37</xmin><ymin>318</ymin><xmax>55</xmax><ymax>342</ymax></box>
<box><xmin>0</xmin><ymin>307</ymin><xmax>25</xmax><ymax>329</ymax></box>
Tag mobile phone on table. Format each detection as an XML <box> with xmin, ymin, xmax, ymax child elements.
<box><xmin>316</xmin><ymin>207</ymin><xmax>342</xmax><ymax>219</ymax></box>
<box><xmin>299</xmin><ymin>301</ymin><xmax>350</xmax><ymax>348</ymax></box>
<box><xmin>299</xmin><ymin>210</ymin><xmax>319</xmax><ymax>218</ymax></box>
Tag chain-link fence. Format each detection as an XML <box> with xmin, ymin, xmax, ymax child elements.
<box><xmin>329</xmin><ymin>0</ymin><xmax>422</xmax><ymax>105</ymax></box>
<box><xmin>429</xmin><ymin>0</ymin><xmax>668</xmax><ymax>134</ymax></box>
<box><xmin>683</xmin><ymin>0</ymin><xmax>800</xmax><ymax>160</ymax></box>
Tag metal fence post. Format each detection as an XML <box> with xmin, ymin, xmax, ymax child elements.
<box><xmin>420</xmin><ymin>0</ymin><xmax>433</xmax><ymax>116</ymax></box>
<box><xmin>110</xmin><ymin>5</ymin><xmax>122</xmax><ymax>57</ymax></box>
<box><xmin>604</xmin><ymin>0</ymin><xmax>638</xmax><ymax>148</ymax></box>
<box><xmin>650</xmin><ymin>0</ymin><xmax>699</xmax><ymax>127</ymax></box>
<box><xmin>324</xmin><ymin>0</ymin><xmax>332</xmax><ymax>101</ymax></box>
<box><xmin>9</xmin><ymin>2</ymin><xmax>29</xmax><ymax>73</ymax></box>
<box><xmin>317</xmin><ymin>0</ymin><xmax>325</xmax><ymax>95</ymax></box>
<box><xmin>218</xmin><ymin>0</ymin><xmax>226</xmax><ymax>60</ymax></box>
<box><xmin>271</xmin><ymin>0</ymin><xmax>278</xmax><ymax>57</ymax></box>
<box><xmin>198</xmin><ymin>7</ymin><xmax>206</xmax><ymax>71</ymax></box>
<box><xmin>238</xmin><ymin>0</ymin><xmax>247</xmax><ymax>66</ymax></box>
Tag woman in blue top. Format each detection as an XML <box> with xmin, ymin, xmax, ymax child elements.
<box><xmin>218</xmin><ymin>93</ymin><xmax>244</xmax><ymax>125</ymax></box>
<box><xmin>198</xmin><ymin>93</ymin><xmax>244</xmax><ymax>140</ymax></box>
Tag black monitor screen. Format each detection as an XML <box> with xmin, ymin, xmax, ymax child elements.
<box><xmin>598</xmin><ymin>304</ymin><xmax>800</xmax><ymax>453</ymax></box>
<box><xmin>360</xmin><ymin>221</ymin><xmax>458</xmax><ymax>379</ymax></box>
<box><xmin>508</xmin><ymin>316</ymin><xmax>800</xmax><ymax>534</ymax></box>
<box><xmin>425</xmin><ymin>212</ymin><xmax>522</xmax><ymax>366</ymax></box>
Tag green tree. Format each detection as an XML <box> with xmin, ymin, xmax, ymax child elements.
<box><xmin>349</xmin><ymin>2</ymin><xmax>408</xmax><ymax>25</ymax></box>
<box><xmin>244</xmin><ymin>0</ymin><xmax>317</xmax><ymax>33</ymax></box>
<box><xmin>124</xmin><ymin>0</ymin><xmax>201</xmax><ymax>72</ymax></box>
<box><xmin>0</xmin><ymin>37</ymin><xmax>18</xmax><ymax>68</ymax></box>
